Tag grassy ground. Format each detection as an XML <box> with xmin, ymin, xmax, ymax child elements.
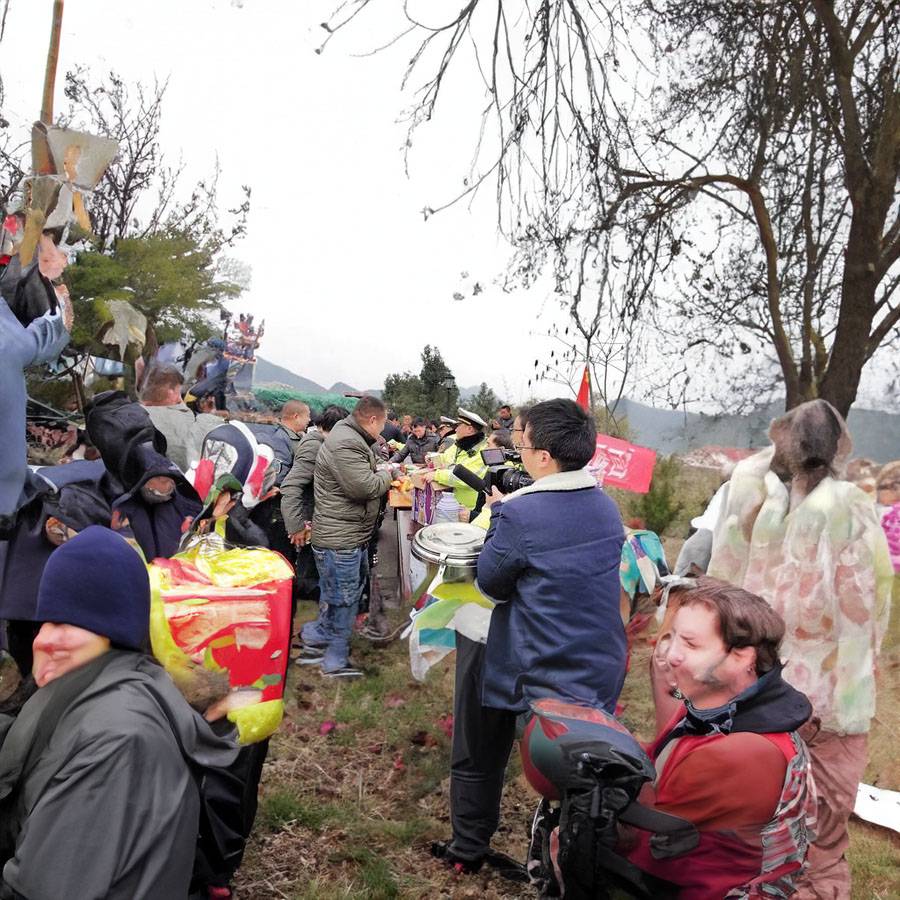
<box><xmin>237</xmin><ymin>546</ymin><xmax>899</xmax><ymax>899</ymax></box>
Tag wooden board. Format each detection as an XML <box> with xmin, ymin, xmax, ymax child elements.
<box><xmin>389</xmin><ymin>488</ymin><xmax>412</xmax><ymax>509</ymax></box>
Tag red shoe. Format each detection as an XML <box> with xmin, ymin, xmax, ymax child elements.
<box><xmin>208</xmin><ymin>887</ymin><xmax>232</xmax><ymax>899</ymax></box>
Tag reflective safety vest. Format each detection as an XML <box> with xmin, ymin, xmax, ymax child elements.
<box><xmin>433</xmin><ymin>438</ymin><xmax>488</xmax><ymax>510</ymax></box>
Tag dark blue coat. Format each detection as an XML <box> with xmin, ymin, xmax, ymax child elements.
<box><xmin>476</xmin><ymin>471</ymin><xmax>627</xmax><ymax>714</ymax></box>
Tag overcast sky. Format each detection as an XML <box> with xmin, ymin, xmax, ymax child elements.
<box><xmin>3</xmin><ymin>1</ymin><xmax>891</xmax><ymax>412</ymax></box>
<box><xmin>2</xmin><ymin>0</ymin><xmax>571</xmax><ymax>401</ymax></box>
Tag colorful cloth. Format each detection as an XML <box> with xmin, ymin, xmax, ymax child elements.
<box><xmin>619</xmin><ymin>529</ymin><xmax>668</xmax><ymax>601</ymax></box>
<box><xmin>405</xmin><ymin>571</ymin><xmax>494</xmax><ymax>681</ymax></box>
<box><xmin>880</xmin><ymin>502</ymin><xmax>900</xmax><ymax>573</ymax></box>
<box><xmin>708</xmin><ymin>448</ymin><xmax>893</xmax><ymax>735</ymax></box>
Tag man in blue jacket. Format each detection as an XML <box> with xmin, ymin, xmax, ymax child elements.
<box><xmin>434</xmin><ymin>398</ymin><xmax>627</xmax><ymax>876</ymax></box>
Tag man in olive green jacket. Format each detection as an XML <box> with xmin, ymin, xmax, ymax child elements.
<box><xmin>300</xmin><ymin>397</ymin><xmax>392</xmax><ymax>678</ymax></box>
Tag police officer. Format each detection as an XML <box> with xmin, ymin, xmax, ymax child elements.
<box><xmin>425</xmin><ymin>409</ymin><xmax>489</xmax><ymax>523</ymax></box>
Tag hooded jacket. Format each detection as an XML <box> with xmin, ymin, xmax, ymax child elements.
<box><xmin>280</xmin><ymin>429</ymin><xmax>326</xmax><ymax>534</ymax></box>
<box><xmin>311</xmin><ymin>416</ymin><xmax>391</xmax><ymax>550</ymax></box>
<box><xmin>477</xmin><ymin>469</ymin><xmax>627</xmax><ymax>713</ymax></box>
<box><xmin>86</xmin><ymin>392</ymin><xmax>202</xmax><ymax>559</ymax></box>
<box><xmin>627</xmin><ymin>666</ymin><xmax>814</xmax><ymax>899</ymax></box>
<box><xmin>0</xmin><ymin>462</ymin><xmax>110</xmax><ymax>622</ymax></box>
<box><xmin>0</xmin><ymin>651</ymin><xmax>238</xmax><ymax>899</ymax></box>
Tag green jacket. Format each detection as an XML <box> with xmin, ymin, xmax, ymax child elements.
<box><xmin>280</xmin><ymin>429</ymin><xmax>325</xmax><ymax>534</ymax></box>
<box><xmin>311</xmin><ymin>416</ymin><xmax>391</xmax><ymax>549</ymax></box>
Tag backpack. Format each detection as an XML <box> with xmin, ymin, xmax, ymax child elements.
<box><xmin>521</xmin><ymin>698</ymin><xmax>698</xmax><ymax>899</ymax></box>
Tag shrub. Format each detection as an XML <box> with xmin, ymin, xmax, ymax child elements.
<box><xmin>628</xmin><ymin>455</ymin><xmax>683</xmax><ymax>536</ymax></box>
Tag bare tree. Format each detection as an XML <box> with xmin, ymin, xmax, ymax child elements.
<box><xmin>324</xmin><ymin>1</ymin><xmax>900</xmax><ymax>417</ymax></box>
<box><xmin>61</xmin><ymin>70</ymin><xmax>250</xmax><ymax>253</ymax></box>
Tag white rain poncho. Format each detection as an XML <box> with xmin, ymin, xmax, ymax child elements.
<box><xmin>708</xmin><ymin>401</ymin><xmax>892</xmax><ymax>735</ymax></box>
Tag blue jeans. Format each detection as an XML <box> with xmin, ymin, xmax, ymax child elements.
<box><xmin>301</xmin><ymin>546</ymin><xmax>368</xmax><ymax>672</ymax></box>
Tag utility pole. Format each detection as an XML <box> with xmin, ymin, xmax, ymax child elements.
<box><xmin>40</xmin><ymin>0</ymin><xmax>64</xmax><ymax>124</ymax></box>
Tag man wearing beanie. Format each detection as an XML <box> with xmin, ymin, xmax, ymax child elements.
<box><xmin>0</xmin><ymin>527</ymin><xmax>238</xmax><ymax>900</ymax></box>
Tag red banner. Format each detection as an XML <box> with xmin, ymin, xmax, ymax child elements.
<box><xmin>588</xmin><ymin>433</ymin><xmax>656</xmax><ymax>493</ymax></box>
<box><xmin>575</xmin><ymin>365</ymin><xmax>591</xmax><ymax>410</ymax></box>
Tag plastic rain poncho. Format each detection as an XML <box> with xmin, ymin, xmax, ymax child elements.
<box><xmin>708</xmin><ymin>402</ymin><xmax>892</xmax><ymax>736</ymax></box>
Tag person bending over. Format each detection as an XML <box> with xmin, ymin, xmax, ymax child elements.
<box><xmin>627</xmin><ymin>575</ymin><xmax>815</xmax><ymax>899</ymax></box>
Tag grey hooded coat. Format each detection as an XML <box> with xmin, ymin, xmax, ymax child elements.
<box><xmin>0</xmin><ymin>651</ymin><xmax>238</xmax><ymax>899</ymax></box>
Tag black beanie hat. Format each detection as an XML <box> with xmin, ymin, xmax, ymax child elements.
<box><xmin>36</xmin><ymin>526</ymin><xmax>150</xmax><ymax>651</ymax></box>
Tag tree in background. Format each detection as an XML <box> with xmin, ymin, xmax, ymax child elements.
<box><xmin>66</xmin><ymin>233</ymin><xmax>245</xmax><ymax>354</ymax></box>
<box><xmin>59</xmin><ymin>70</ymin><xmax>250</xmax><ymax>358</ymax></box>
<box><xmin>326</xmin><ymin>1</ymin><xmax>899</xmax><ymax>418</ymax></box>
<box><xmin>469</xmin><ymin>382</ymin><xmax>500</xmax><ymax>424</ymax></box>
<box><xmin>383</xmin><ymin>345</ymin><xmax>460</xmax><ymax>420</ymax></box>
<box><xmin>2</xmin><ymin>68</ymin><xmax>251</xmax><ymax>404</ymax></box>
<box><xmin>383</xmin><ymin>371</ymin><xmax>426</xmax><ymax>418</ymax></box>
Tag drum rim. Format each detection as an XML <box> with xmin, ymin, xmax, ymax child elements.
<box><xmin>411</xmin><ymin>522</ymin><xmax>484</xmax><ymax>566</ymax></box>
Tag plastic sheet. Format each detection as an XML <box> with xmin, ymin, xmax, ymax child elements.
<box><xmin>709</xmin><ymin>448</ymin><xmax>893</xmax><ymax>734</ymax></box>
<box><xmin>149</xmin><ymin>534</ymin><xmax>292</xmax><ymax>743</ymax></box>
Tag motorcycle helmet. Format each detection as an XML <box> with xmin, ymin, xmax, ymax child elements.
<box><xmin>521</xmin><ymin>697</ymin><xmax>655</xmax><ymax>802</ymax></box>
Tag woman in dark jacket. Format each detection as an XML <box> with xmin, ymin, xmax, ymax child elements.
<box><xmin>0</xmin><ymin>527</ymin><xmax>237</xmax><ymax>899</ymax></box>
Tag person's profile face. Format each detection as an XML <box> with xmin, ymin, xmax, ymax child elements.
<box><xmin>32</xmin><ymin>623</ymin><xmax>110</xmax><ymax>687</ymax></box>
<box><xmin>510</xmin><ymin>416</ymin><xmax>525</xmax><ymax>450</ymax></box>
<box><xmin>363</xmin><ymin>414</ymin><xmax>388</xmax><ymax>439</ymax></box>
<box><xmin>665</xmin><ymin>603</ymin><xmax>746</xmax><ymax>707</ymax></box>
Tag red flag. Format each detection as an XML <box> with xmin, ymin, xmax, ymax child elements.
<box><xmin>576</xmin><ymin>365</ymin><xmax>591</xmax><ymax>410</ymax></box>
<box><xmin>588</xmin><ymin>434</ymin><xmax>656</xmax><ymax>493</ymax></box>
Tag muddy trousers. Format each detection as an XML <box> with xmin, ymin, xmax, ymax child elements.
<box><xmin>794</xmin><ymin>725</ymin><xmax>868</xmax><ymax>900</ymax></box>
<box><xmin>448</xmin><ymin>634</ymin><xmax>517</xmax><ymax>862</ymax></box>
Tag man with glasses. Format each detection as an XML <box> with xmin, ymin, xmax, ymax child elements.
<box><xmin>432</xmin><ymin>398</ymin><xmax>626</xmax><ymax>878</ymax></box>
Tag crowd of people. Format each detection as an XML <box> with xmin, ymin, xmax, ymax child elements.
<box><xmin>0</xmin><ymin>275</ymin><xmax>894</xmax><ymax>899</ymax></box>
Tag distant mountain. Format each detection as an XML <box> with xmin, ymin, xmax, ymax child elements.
<box><xmin>254</xmin><ymin>357</ymin><xmax>327</xmax><ymax>394</ymax></box>
<box><xmin>329</xmin><ymin>381</ymin><xmax>360</xmax><ymax>395</ymax></box>
<box><xmin>613</xmin><ymin>396</ymin><xmax>900</xmax><ymax>463</ymax></box>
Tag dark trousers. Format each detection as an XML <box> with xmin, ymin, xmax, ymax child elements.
<box><xmin>193</xmin><ymin>739</ymin><xmax>270</xmax><ymax>889</ymax></box>
<box><xmin>449</xmin><ymin>634</ymin><xmax>517</xmax><ymax>861</ymax></box>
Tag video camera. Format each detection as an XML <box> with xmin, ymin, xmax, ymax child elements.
<box><xmin>479</xmin><ymin>447</ymin><xmax>534</xmax><ymax>494</ymax></box>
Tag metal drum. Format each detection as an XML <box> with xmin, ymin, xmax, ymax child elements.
<box><xmin>410</xmin><ymin>522</ymin><xmax>485</xmax><ymax>598</ymax></box>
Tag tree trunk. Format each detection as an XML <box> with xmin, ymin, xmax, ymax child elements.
<box><xmin>817</xmin><ymin>213</ymin><xmax>882</xmax><ymax>418</ymax></box>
